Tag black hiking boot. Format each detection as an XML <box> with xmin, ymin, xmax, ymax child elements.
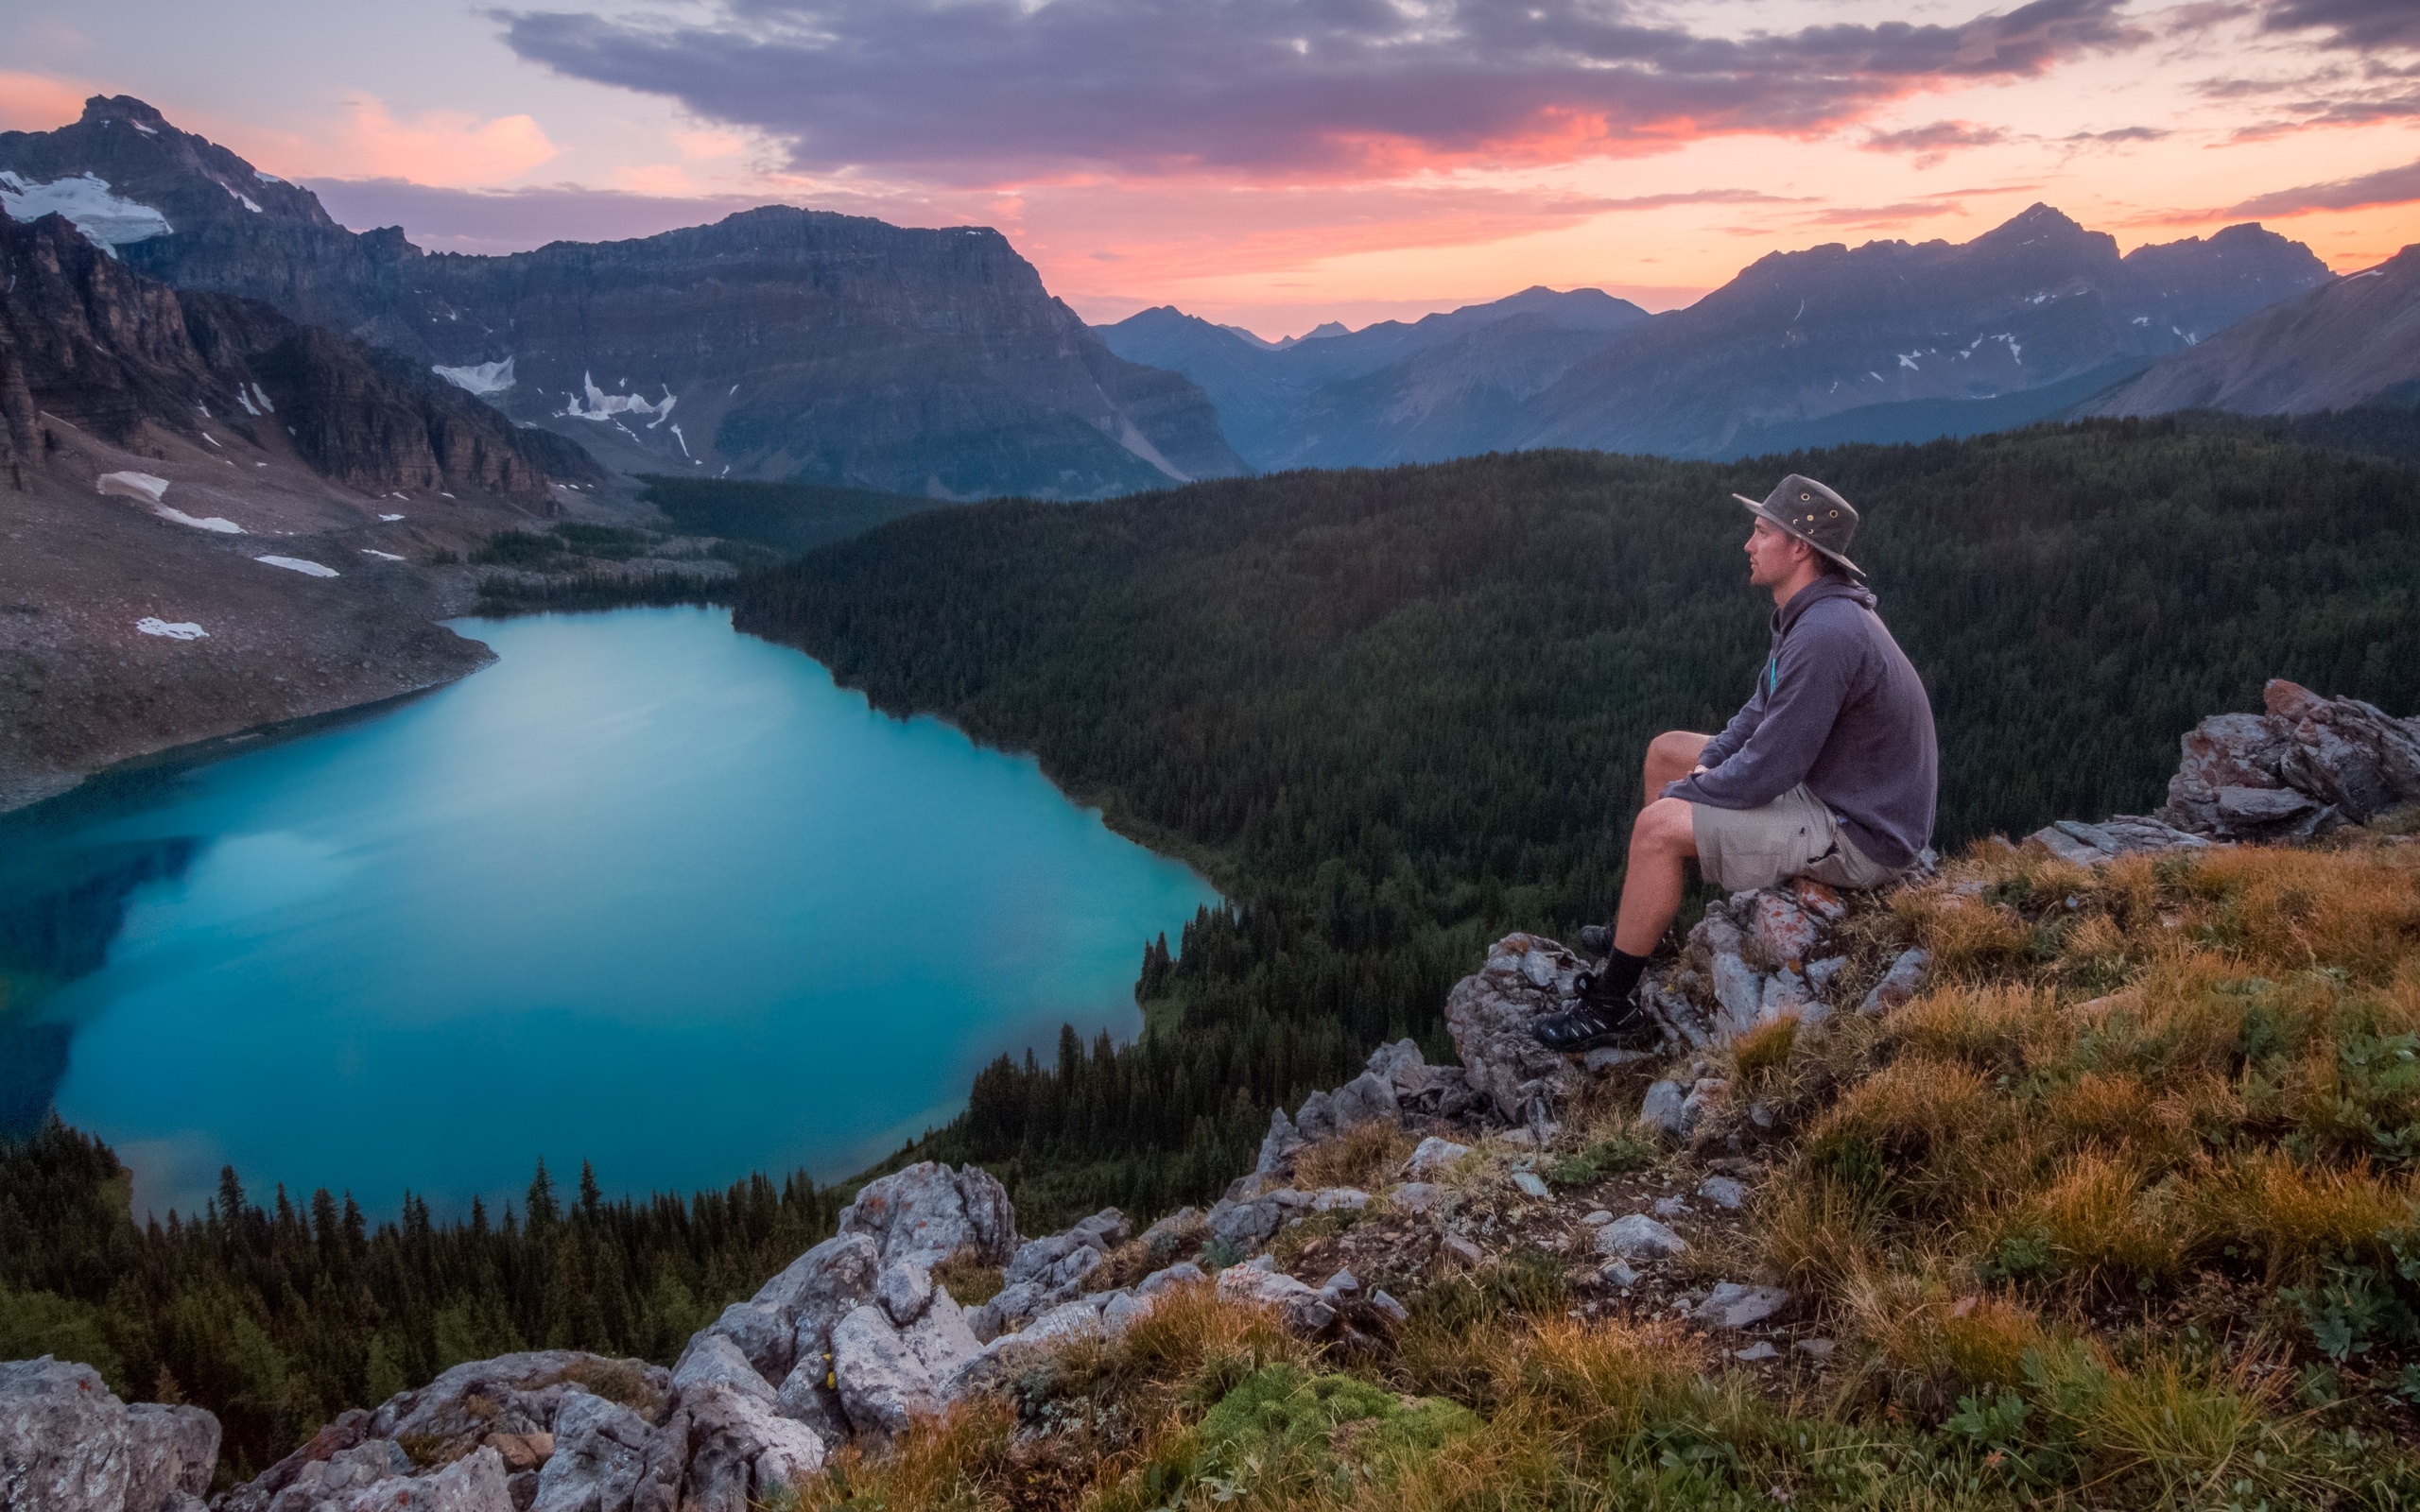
<box><xmin>1530</xmin><ymin>982</ymin><xmax>1657</xmax><ymax>1053</ymax></box>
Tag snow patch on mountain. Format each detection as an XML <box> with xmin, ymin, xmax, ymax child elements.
<box><xmin>562</xmin><ymin>372</ymin><xmax>676</xmax><ymax>425</ymax></box>
<box><xmin>255</xmin><ymin>556</ymin><xmax>339</xmax><ymax>577</ymax></box>
<box><xmin>135</xmin><ymin>618</ymin><xmax>207</xmax><ymax>640</ymax></box>
<box><xmin>432</xmin><ymin>356</ymin><xmax>516</xmax><ymax>397</ymax></box>
<box><xmin>0</xmin><ymin>172</ymin><xmax>172</xmax><ymax>257</ymax></box>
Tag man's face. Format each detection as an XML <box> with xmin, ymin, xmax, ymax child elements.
<box><xmin>1744</xmin><ymin>517</ymin><xmax>1808</xmax><ymax>587</ymax></box>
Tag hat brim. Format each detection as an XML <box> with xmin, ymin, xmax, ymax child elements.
<box><xmin>1733</xmin><ymin>493</ymin><xmax>1862</xmax><ymax>577</ymax></box>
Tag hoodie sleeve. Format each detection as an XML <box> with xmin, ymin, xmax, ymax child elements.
<box><xmin>1665</xmin><ymin>608</ymin><xmax>1856</xmax><ymax>811</ymax></box>
<box><xmin>1691</xmin><ymin>676</ymin><xmax>1767</xmax><ymax>773</ymax></box>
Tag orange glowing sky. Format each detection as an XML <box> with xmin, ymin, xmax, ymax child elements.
<box><xmin>6</xmin><ymin>0</ymin><xmax>2417</xmax><ymax>337</ymax></box>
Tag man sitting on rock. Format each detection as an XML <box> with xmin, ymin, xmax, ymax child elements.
<box><xmin>1534</xmin><ymin>474</ymin><xmax>1938</xmax><ymax>1052</ymax></box>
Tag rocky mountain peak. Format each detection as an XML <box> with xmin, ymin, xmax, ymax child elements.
<box><xmin>1</xmin><ymin>101</ymin><xmax>1239</xmax><ymax>497</ymax></box>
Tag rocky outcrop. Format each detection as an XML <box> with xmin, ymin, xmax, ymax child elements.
<box><xmin>1</xmin><ymin>96</ymin><xmax>1246</xmax><ymax>499</ymax></box>
<box><xmin>0</xmin><ymin>1358</ymin><xmax>217</xmax><ymax>1512</ymax></box>
<box><xmin>838</xmin><ymin>1162</ymin><xmax>1018</xmax><ymax>1270</ymax></box>
<box><xmin>2149</xmin><ymin>679</ymin><xmax>2420</xmax><ymax>842</ymax></box>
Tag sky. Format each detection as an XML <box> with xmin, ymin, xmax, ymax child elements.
<box><xmin>5</xmin><ymin>0</ymin><xmax>2417</xmax><ymax>337</ymax></box>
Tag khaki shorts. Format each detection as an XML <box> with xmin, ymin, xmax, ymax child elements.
<box><xmin>1691</xmin><ymin>783</ymin><xmax>1900</xmax><ymax>893</ymax></box>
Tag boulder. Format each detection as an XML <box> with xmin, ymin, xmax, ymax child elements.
<box><xmin>1134</xmin><ymin>1207</ymin><xmax>1203</xmax><ymax>1263</ymax></box>
<box><xmin>1325</xmin><ymin>1071</ymin><xmax>1400</xmax><ymax>1131</ymax></box>
<box><xmin>768</xmin><ymin>1233</ymin><xmax>882</xmax><ymax>1375</ymax></box>
<box><xmin>528</xmin><ymin>1392</ymin><xmax>662</xmax><ymax>1512</ymax></box>
<box><xmin>1310</xmin><ymin>1187</ymin><xmax>1369</xmax><ymax>1212</ymax></box>
<box><xmin>1136</xmin><ymin>1263</ymin><xmax>1204</xmax><ymax>1296</ymax></box>
<box><xmin>1597</xmin><ymin>1215</ymin><xmax>1687</xmax><ymax>1261</ymax></box>
<box><xmin>1253</xmin><ymin>1108</ymin><xmax>1304</xmax><ymax>1179</ymax></box>
<box><xmin>876</xmin><ymin>1261</ymin><xmax>934</xmax><ymax>1327</ymax></box>
<box><xmin>672</xmin><ymin>1385</ymin><xmax>826</xmax><ymax>1512</ymax></box>
<box><xmin>262</xmin><ymin>1440</ymin><xmax>413</xmax><ymax>1512</ymax></box>
<box><xmin>1214</xmin><ymin>1257</ymin><xmax>1336</xmax><ymax>1334</ymax></box>
<box><xmin>1401</xmin><ymin>1137</ymin><xmax>1470</xmax><ymax>1180</ymax></box>
<box><xmin>1443</xmin><ymin>934</ymin><xmax>1595</xmax><ymax>1124</ymax></box>
<box><xmin>368</xmin><ymin>1353</ymin><xmax>666</xmax><ymax>1447</ymax></box>
<box><xmin>769</xmin><ymin>1362</ymin><xmax>849</xmax><ymax>1452</ymax></box>
<box><xmin>1677</xmin><ymin>1078</ymin><xmax>1728</xmax><ymax>1139</ymax></box>
<box><xmin>670</xmin><ymin>1335</ymin><xmax>775</xmax><ymax>1407</ymax></box>
<box><xmin>838</xmin><ymin>1163</ymin><xmax>1017</xmax><ymax>1269</ymax></box>
<box><xmin>1639</xmin><ymin>1080</ymin><xmax>1688</xmax><ymax>1137</ymax></box>
<box><xmin>0</xmin><ymin>1357</ymin><xmax>220</xmax><ymax>1512</ymax></box>
<box><xmin>1747</xmin><ymin>894</ymin><xmax>1819</xmax><ymax>969</ymax></box>
<box><xmin>827</xmin><ymin>1306</ymin><xmax>937</xmax><ymax>1438</ymax></box>
<box><xmin>898</xmin><ymin>1288</ymin><xmax>982</xmax><ymax>1385</ymax></box>
<box><xmin>1858</xmin><ymin>949</ymin><xmax>1931</xmax><ymax>1017</ymax></box>
<box><xmin>1697</xmin><ymin>1176</ymin><xmax>1747</xmax><ymax>1211</ymax></box>
<box><xmin>1695</xmin><ymin>1282</ymin><xmax>1790</xmax><ymax>1330</ymax></box>
<box><xmin>1292</xmin><ymin>1090</ymin><xmax>1337</xmax><ymax>1142</ymax></box>
<box><xmin>2154</xmin><ymin>681</ymin><xmax>2420</xmax><ymax>839</ymax></box>
<box><xmin>339</xmin><ymin>1445</ymin><xmax>512</xmax><ymax>1512</ymax></box>
<box><xmin>697</xmin><ymin>1301</ymin><xmax>793</xmax><ymax>1384</ymax></box>
<box><xmin>1391</xmin><ymin>1182</ymin><xmax>1443</xmax><ymax>1213</ymax></box>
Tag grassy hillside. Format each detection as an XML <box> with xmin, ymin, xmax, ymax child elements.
<box><xmin>734</xmin><ymin>420</ymin><xmax>2420</xmax><ymax>1227</ymax></box>
<box><xmin>809</xmin><ymin>832</ymin><xmax>2420</xmax><ymax>1512</ymax></box>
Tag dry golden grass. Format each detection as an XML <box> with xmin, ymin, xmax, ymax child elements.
<box><xmin>2184</xmin><ymin>1150</ymin><xmax>2417</xmax><ymax>1280</ymax></box>
<box><xmin>1291</xmin><ymin>1122</ymin><xmax>1415</xmax><ymax>1193</ymax></box>
<box><xmin>793</xmin><ymin>1397</ymin><xmax>1017</xmax><ymax>1512</ymax></box>
<box><xmin>1727</xmin><ymin>1014</ymin><xmax>1799</xmax><ymax>1081</ymax></box>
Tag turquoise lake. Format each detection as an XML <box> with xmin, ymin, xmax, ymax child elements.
<box><xmin>0</xmin><ymin>608</ymin><xmax>1218</xmax><ymax>1219</ymax></box>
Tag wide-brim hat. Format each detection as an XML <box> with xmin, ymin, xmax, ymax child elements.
<box><xmin>1733</xmin><ymin>473</ymin><xmax>1862</xmax><ymax>577</ymax></box>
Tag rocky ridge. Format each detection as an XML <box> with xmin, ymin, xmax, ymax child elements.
<box><xmin>0</xmin><ymin>96</ymin><xmax>1243</xmax><ymax>499</ymax></box>
<box><xmin>9</xmin><ymin>679</ymin><xmax>2415</xmax><ymax>1511</ymax></box>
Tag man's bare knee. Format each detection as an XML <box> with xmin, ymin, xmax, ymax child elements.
<box><xmin>1632</xmin><ymin>797</ymin><xmax>1697</xmax><ymax>857</ymax></box>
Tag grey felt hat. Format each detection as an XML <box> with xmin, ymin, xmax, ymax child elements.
<box><xmin>1733</xmin><ymin>473</ymin><xmax>1862</xmax><ymax>577</ymax></box>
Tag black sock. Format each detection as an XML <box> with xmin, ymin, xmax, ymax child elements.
<box><xmin>1591</xmin><ymin>948</ymin><xmax>1650</xmax><ymax>1005</ymax></box>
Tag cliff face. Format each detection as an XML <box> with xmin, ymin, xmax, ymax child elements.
<box><xmin>0</xmin><ymin>96</ymin><xmax>1245</xmax><ymax>499</ymax></box>
<box><xmin>0</xmin><ymin>206</ymin><xmax>583</xmax><ymax>504</ymax></box>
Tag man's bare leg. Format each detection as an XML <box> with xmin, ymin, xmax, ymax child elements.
<box><xmin>1615</xmin><ymin>797</ymin><xmax>1698</xmax><ymax>956</ymax></box>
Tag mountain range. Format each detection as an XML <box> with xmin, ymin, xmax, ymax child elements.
<box><xmin>1105</xmin><ymin>206</ymin><xmax>2341</xmax><ymax>470</ymax></box>
<box><xmin>2086</xmin><ymin>243</ymin><xmax>2420</xmax><ymax>419</ymax></box>
<box><xmin>0</xmin><ymin>96</ymin><xmax>1243</xmax><ymax>500</ymax></box>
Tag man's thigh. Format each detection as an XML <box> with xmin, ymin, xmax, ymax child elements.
<box><xmin>1689</xmin><ymin>785</ymin><xmax>1834</xmax><ymax>893</ymax></box>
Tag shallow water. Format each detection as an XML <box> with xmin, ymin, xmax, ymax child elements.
<box><xmin>0</xmin><ymin>608</ymin><xmax>1216</xmax><ymax>1218</ymax></box>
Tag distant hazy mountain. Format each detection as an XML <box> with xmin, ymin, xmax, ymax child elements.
<box><xmin>2083</xmin><ymin>246</ymin><xmax>2420</xmax><ymax>418</ymax></box>
<box><xmin>1097</xmin><ymin>286</ymin><xmax>1649</xmax><ymax>467</ymax></box>
<box><xmin>0</xmin><ymin>95</ymin><xmax>1242</xmax><ymax>499</ymax></box>
<box><xmin>1514</xmin><ymin>206</ymin><xmax>2331</xmax><ymax>459</ymax></box>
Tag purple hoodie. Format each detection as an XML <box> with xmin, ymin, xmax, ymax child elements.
<box><xmin>1664</xmin><ymin>576</ymin><xmax>1938</xmax><ymax>870</ymax></box>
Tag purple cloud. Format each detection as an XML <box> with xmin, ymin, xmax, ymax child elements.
<box><xmin>1862</xmin><ymin>120</ymin><xmax>2010</xmax><ymax>154</ymax></box>
<box><xmin>2262</xmin><ymin>0</ymin><xmax>2420</xmax><ymax>50</ymax></box>
<box><xmin>498</xmin><ymin>0</ymin><xmax>2145</xmax><ymax>182</ymax></box>
<box><xmin>2222</xmin><ymin>156</ymin><xmax>2420</xmax><ymax>216</ymax></box>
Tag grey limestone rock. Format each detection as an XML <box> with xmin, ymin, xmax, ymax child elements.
<box><xmin>753</xmin><ymin>1233</ymin><xmax>881</xmax><ymax>1383</ymax></box>
<box><xmin>528</xmin><ymin>1392</ymin><xmax>659</xmax><ymax>1512</ymax></box>
<box><xmin>1639</xmin><ymin>1080</ymin><xmax>1688</xmax><ymax>1138</ymax></box>
<box><xmin>1325</xmin><ymin>1071</ymin><xmax>1400</xmax><ymax>1131</ymax></box>
<box><xmin>0</xmin><ymin>1356</ymin><xmax>220</xmax><ymax>1512</ymax></box>
<box><xmin>898</xmin><ymin>1288</ymin><xmax>981</xmax><ymax>1385</ymax></box>
<box><xmin>1443</xmin><ymin>933</ymin><xmax>1596</xmax><ymax>1124</ymax></box>
<box><xmin>827</xmin><ymin>1306</ymin><xmax>937</xmax><ymax>1439</ymax></box>
<box><xmin>671</xmin><ymin>1335</ymin><xmax>775</xmax><ymax>1407</ymax></box>
<box><xmin>1254</xmin><ymin>1108</ymin><xmax>1304</xmax><ymax>1179</ymax></box>
<box><xmin>1137</xmin><ymin>1262</ymin><xmax>1205</xmax><ymax>1296</ymax></box>
<box><xmin>1677</xmin><ymin>1078</ymin><xmax>1729</xmax><ymax>1138</ymax></box>
<box><xmin>1310</xmin><ymin>1187</ymin><xmax>1369</xmax><ymax>1212</ymax></box>
<box><xmin>770</xmin><ymin>1359</ymin><xmax>849</xmax><ymax>1452</ymax></box>
<box><xmin>1746</xmin><ymin>893</ymin><xmax>1819</xmax><ymax>969</ymax></box>
<box><xmin>1697</xmin><ymin>1176</ymin><xmax>1748</xmax><ymax>1211</ymax></box>
<box><xmin>698</xmin><ymin>1302</ymin><xmax>793</xmax><ymax>1385</ymax></box>
<box><xmin>1858</xmin><ymin>949</ymin><xmax>1931</xmax><ymax>1017</ymax></box>
<box><xmin>337</xmin><ymin>1445</ymin><xmax>512</xmax><ymax>1512</ymax></box>
<box><xmin>672</xmin><ymin>1385</ymin><xmax>826</xmax><ymax>1512</ymax></box>
<box><xmin>1695</xmin><ymin>1282</ymin><xmax>1790</xmax><ymax>1330</ymax></box>
<box><xmin>1402</xmin><ymin>1136</ymin><xmax>1471</xmax><ymax>1180</ymax></box>
<box><xmin>368</xmin><ymin>1352</ymin><xmax>666</xmax><ymax>1448</ymax></box>
<box><xmin>1598</xmin><ymin>1214</ymin><xmax>1687</xmax><ymax>1261</ymax></box>
<box><xmin>1214</xmin><ymin>1257</ymin><xmax>1336</xmax><ymax>1334</ymax></box>
<box><xmin>1292</xmin><ymin>1090</ymin><xmax>1337</xmax><ymax>1142</ymax></box>
<box><xmin>838</xmin><ymin>1162</ymin><xmax>1018</xmax><ymax>1269</ymax></box>
<box><xmin>1391</xmin><ymin>1182</ymin><xmax>1443</xmax><ymax>1213</ymax></box>
<box><xmin>876</xmin><ymin>1261</ymin><xmax>934</xmax><ymax>1327</ymax></box>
